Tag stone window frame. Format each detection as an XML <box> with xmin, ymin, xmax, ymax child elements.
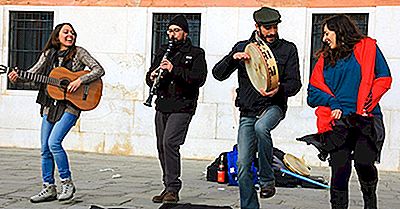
<box><xmin>151</xmin><ymin>13</ymin><xmax>201</xmax><ymax>59</ymax></box>
<box><xmin>309</xmin><ymin>13</ymin><xmax>369</xmax><ymax>75</ymax></box>
<box><xmin>7</xmin><ymin>10</ymin><xmax>54</xmax><ymax>90</ymax></box>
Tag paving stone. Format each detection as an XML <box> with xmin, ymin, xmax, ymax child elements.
<box><xmin>1</xmin><ymin>147</ymin><xmax>400</xmax><ymax>209</ymax></box>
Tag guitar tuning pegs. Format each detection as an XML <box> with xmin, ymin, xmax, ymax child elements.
<box><xmin>0</xmin><ymin>65</ymin><xmax>8</xmax><ymax>74</ymax></box>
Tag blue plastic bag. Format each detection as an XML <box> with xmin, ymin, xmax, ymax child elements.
<box><xmin>226</xmin><ymin>145</ymin><xmax>258</xmax><ymax>186</ymax></box>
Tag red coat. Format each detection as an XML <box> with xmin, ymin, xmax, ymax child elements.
<box><xmin>309</xmin><ymin>38</ymin><xmax>392</xmax><ymax>133</ymax></box>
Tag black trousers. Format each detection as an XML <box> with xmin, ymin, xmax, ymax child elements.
<box><xmin>155</xmin><ymin>111</ymin><xmax>192</xmax><ymax>193</ymax></box>
<box><xmin>329</xmin><ymin>116</ymin><xmax>379</xmax><ymax>191</ymax></box>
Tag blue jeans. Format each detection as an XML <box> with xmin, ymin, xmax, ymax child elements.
<box><xmin>41</xmin><ymin>112</ymin><xmax>77</xmax><ymax>184</ymax></box>
<box><xmin>237</xmin><ymin>105</ymin><xmax>284</xmax><ymax>209</ymax></box>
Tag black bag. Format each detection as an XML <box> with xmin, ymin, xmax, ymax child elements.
<box><xmin>300</xmin><ymin>175</ymin><xmax>329</xmax><ymax>189</ymax></box>
<box><xmin>274</xmin><ymin>169</ymin><xmax>300</xmax><ymax>188</ymax></box>
<box><xmin>206</xmin><ymin>152</ymin><xmax>228</xmax><ymax>183</ymax></box>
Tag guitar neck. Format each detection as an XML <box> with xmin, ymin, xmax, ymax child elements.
<box><xmin>18</xmin><ymin>71</ymin><xmax>60</xmax><ymax>86</ymax></box>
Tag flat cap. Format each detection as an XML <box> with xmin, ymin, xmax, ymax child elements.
<box><xmin>253</xmin><ymin>7</ymin><xmax>281</xmax><ymax>26</ymax></box>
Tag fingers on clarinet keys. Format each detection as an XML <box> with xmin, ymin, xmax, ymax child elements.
<box><xmin>150</xmin><ymin>71</ymin><xmax>160</xmax><ymax>81</ymax></box>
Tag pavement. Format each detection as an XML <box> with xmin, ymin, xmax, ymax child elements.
<box><xmin>1</xmin><ymin>147</ymin><xmax>400</xmax><ymax>209</ymax></box>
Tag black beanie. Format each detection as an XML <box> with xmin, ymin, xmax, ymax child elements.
<box><xmin>168</xmin><ymin>14</ymin><xmax>189</xmax><ymax>33</ymax></box>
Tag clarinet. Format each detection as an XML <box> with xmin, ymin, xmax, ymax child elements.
<box><xmin>143</xmin><ymin>39</ymin><xmax>174</xmax><ymax>107</ymax></box>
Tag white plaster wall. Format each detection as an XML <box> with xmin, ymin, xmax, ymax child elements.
<box><xmin>373</xmin><ymin>6</ymin><xmax>400</xmax><ymax>171</ymax></box>
<box><xmin>0</xmin><ymin>7</ymin><xmax>3</xmax><ymax>79</ymax></box>
<box><xmin>0</xmin><ymin>6</ymin><xmax>399</xmax><ymax>171</ymax></box>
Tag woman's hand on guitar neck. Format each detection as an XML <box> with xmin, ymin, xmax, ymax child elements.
<box><xmin>8</xmin><ymin>70</ymin><xmax>19</xmax><ymax>83</ymax></box>
<box><xmin>67</xmin><ymin>78</ymin><xmax>82</xmax><ymax>93</ymax></box>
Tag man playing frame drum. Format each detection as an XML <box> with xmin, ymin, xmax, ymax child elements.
<box><xmin>212</xmin><ymin>7</ymin><xmax>302</xmax><ymax>209</ymax></box>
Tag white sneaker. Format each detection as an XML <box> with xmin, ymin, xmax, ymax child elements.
<box><xmin>30</xmin><ymin>184</ymin><xmax>57</xmax><ymax>203</ymax></box>
<box><xmin>58</xmin><ymin>179</ymin><xmax>76</xmax><ymax>201</ymax></box>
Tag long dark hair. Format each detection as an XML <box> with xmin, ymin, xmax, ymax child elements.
<box><xmin>316</xmin><ymin>14</ymin><xmax>365</xmax><ymax>66</ymax></box>
<box><xmin>42</xmin><ymin>23</ymin><xmax>77</xmax><ymax>62</ymax></box>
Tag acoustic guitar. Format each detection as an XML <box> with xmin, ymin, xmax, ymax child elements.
<box><xmin>0</xmin><ymin>65</ymin><xmax>102</xmax><ymax>111</ymax></box>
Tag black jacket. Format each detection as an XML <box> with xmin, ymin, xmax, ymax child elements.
<box><xmin>212</xmin><ymin>32</ymin><xmax>301</xmax><ymax>117</ymax></box>
<box><xmin>146</xmin><ymin>39</ymin><xmax>207</xmax><ymax>114</ymax></box>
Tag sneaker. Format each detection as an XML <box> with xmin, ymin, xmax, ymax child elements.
<box><xmin>162</xmin><ymin>191</ymin><xmax>179</xmax><ymax>203</ymax></box>
<box><xmin>30</xmin><ymin>184</ymin><xmax>57</xmax><ymax>203</ymax></box>
<box><xmin>260</xmin><ymin>184</ymin><xmax>276</xmax><ymax>199</ymax></box>
<box><xmin>152</xmin><ymin>190</ymin><xmax>166</xmax><ymax>203</ymax></box>
<box><xmin>58</xmin><ymin>179</ymin><xmax>76</xmax><ymax>201</ymax></box>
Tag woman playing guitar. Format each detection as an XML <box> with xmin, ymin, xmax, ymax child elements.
<box><xmin>8</xmin><ymin>23</ymin><xmax>104</xmax><ymax>203</ymax></box>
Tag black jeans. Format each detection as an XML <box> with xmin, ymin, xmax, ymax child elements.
<box><xmin>155</xmin><ymin>111</ymin><xmax>192</xmax><ymax>193</ymax></box>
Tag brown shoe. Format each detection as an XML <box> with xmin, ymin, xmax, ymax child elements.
<box><xmin>260</xmin><ymin>184</ymin><xmax>276</xmax><ymax>199</ymax></box>
<box><xmin>152</xmin><ymin>190</ymin><xmax>166</xmax><ymax>203</ymax></box>
<box><xmin>162</xmin><ymin>191</ymin><xmax>179</xmax><ymax>203</ymax></box>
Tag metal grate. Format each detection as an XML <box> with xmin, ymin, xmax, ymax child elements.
<box><xmin>8</xmin><ymin>11</ymin><xmax>54</xmax><ymax>90</ymax></box>
<box><xmin>309</xmin><ymin>13</ymin><xmax>369</xmax><ymax>75</ymax></box>
<box><xmin>151</xmin><ymin>13</ymin><xmax>201</xmax><ymax>59</ymax></box>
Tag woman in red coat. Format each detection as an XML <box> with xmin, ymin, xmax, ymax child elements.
<box><xmin>307</xmin><ymin>15</ymin><xmax>391</xmax><ymax>209</ymax></box>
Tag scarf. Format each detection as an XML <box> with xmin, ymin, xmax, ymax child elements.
<box><xmin>36</xmin><ymin>48</ymin><xmax>74</xmax><ymax>122</ymax></box>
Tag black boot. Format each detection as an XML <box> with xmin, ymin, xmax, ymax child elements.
<box><xmin>360</xmin><ymin>179</ymin><xmax>378</xmax><ymax>209</ymax></box>
<box><xmin>330</xmin><ymin>189</ymin><xmax>348</xmax><ymax>209</ymax></box>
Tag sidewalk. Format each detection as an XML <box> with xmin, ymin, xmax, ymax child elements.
<box><xmin>0</xmin><ymin>147</ymin><xmax>399</xmax><ymax>209</ymax></box>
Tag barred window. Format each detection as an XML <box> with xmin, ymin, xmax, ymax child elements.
<box><xmin>310</xmin><ymin>13</ymin><xmax>369</xmax><ymax>75</ymax></box>
<box><xmin>8</xmin><ymin>11</ymin><xmax>54</xmax><ymax>90</ymax></box>
<box><xmin>151</xmin><ymin>13</ymin><xmax>201</xmax><ymax>59</ymax></box>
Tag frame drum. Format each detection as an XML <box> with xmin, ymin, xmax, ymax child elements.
<box><xmin>244</xmin><ymin>42</ymin><xmax>279</xmax><ymax>93</ymax></box>
<box><xmin>283</xmin><ymin>153</ymin><xmax>311</xmax><ymax>176</ymax></box>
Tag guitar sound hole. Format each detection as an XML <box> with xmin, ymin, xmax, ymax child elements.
<box><xmin>60</xmin><ymin>79</ymin><xmax>70</xmax><ymax>91</ymax></box>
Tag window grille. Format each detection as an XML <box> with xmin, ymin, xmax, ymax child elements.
<box><xmin>309</xmin><ymin>13</ymin><xmax>369</xmax><ymax>75</ymax></box>
<box><xmin>151</xmin><ymin>13</ymin><xmax>201</xmax><ymax>59</ymax></box>
<box><xmin>8</xmin><ymin>11</ymin><xmax>54</xmax><ymax>90</ymax></box>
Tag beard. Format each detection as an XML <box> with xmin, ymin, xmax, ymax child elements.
<box><xmin>168</xmin><ymin>35</ymin><xmax>186</xmax><ymax>46</ymax></box>
<box><xmin>258</xmin><ymin>31</ymin><xmax>278</xmax><ymax>43</ymax></box>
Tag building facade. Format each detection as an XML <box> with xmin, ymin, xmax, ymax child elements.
<box><xmin>1</xmin><ymin>0</ymin><xmax>399</xmax><ymax>171</ymax></box>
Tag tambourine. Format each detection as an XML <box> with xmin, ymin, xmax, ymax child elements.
<box><xmin>283</xmin><ymin>153</ymin><xmax>311</xmax><ymax>177</ymax></box>
<box><xmin>244</xmin><ymin>42</ymin><xmax>279</xmax><ymax>94</ymax></box>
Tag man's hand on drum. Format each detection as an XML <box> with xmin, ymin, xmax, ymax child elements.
<box><xmin>233</xmin><ymin>52</ymin><xmax>250</xmax><ymax>60</ymax></box>
<box><xmin>260</xmin><ymin>85</ymin><xmax>279</xmax><ymax>97</ymax></box>
<box><xmin>331</xmin><ymin>109</ymin><xmax>342</xmax><ymax>120</ymax></box>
